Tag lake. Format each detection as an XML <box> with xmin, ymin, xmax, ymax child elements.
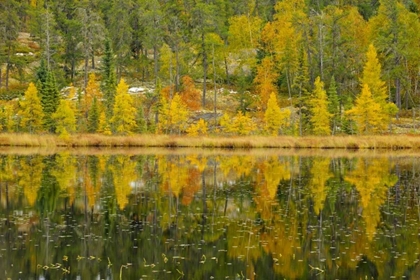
<box><xmin>0</xmin><ymin>149</ymin><xmax>419</xmax><ymax>279</ymax></box>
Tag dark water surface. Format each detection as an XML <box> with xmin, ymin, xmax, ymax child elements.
<box><xmin>0</xmin><ymin>150</ymin><xmax>419</xmax><ymax>279</ymax></box>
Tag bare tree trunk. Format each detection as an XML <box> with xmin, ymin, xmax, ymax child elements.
<box><xmin>5</xmin><ymin>45</ymin><xmax>11</xmax><ymax>90</ymax></box>
<box><xmin>202</xmin><ymin>33</ymin><xmax>207</xmax><ymax>107</ymax></box>
<box><xmin>153</xmin><ymin>45</ymin><xmax>158</xmax><ymax>87</ymax></box>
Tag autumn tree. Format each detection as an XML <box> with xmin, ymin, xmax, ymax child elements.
<box><xmin>18</xmin><ymin>83</ymin><xmax>44</xmax><ymax>133</ymax></box>
<box><xmin>253</xmin><ymin>57</ymin><xmax>278</xmax><ymax>110</ymax></box>
<box><xmin>264</xmin><ymin>92</ymin><xmax>291</xmax><ymax>135</ymax></box>
<box><xmin>179</xmin><ymin>76</ymin><xmax>201</xmax><ymax>111</ymax></box>
<box><xmin>309</xmin><ymin>77</ymin><xmax>331</xmax><ymax>136</ymax></box>
<box><xmin>52</xmin><ymin>99</ymin><xmax>76</xmax><ymax>139</ymax></box>
<box><xmin>110</xmin><ymin>79</ymin><xmax>137</xmax><ymax>134</ymax></box>
<box><xmin>346</xmin><ymin>84</ymin><xmax>383</xmax><ymax>134</ymax></box>
<box><xmin>186</xmin><ymin>119</ymin><xmax>208</xmax><ymax>136</ymax></box>
<box><xmin>220</xmin><ymin>111</ymin><xmax>256</xmax><ymax>135</ymax></box>
<box><xmin>158</xmin><ymin>94</ymin><xmax>189</xmax><ymax>134</ymax></box>
<box><xmin>360</xmin><ymin>44</ymin><xmax>398</xmax><ymax>128</ymax></box>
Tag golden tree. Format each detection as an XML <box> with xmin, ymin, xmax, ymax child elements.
<box><xmin>110</xmin><ymin>79</ymin><xmax>137</xmax><ymax>134</ymax></box>
<box><xmin>309</xmin><ymin>77</ymin><xmax>331</xmax><ymax>135</ymax></box>
<box><xmin>359</xmin><ymin>44</ymin><xmax>398</xmax><ymax>130</ymax></box>
<box><xmin>309</xmin><ymin>158</ymin><xmax>332</xmax><ymax>215</ymax></box>
<box><xmin>158</xmin><ymin>94</ymin><xmax>189</xmax><ymax>134</ymax></box>
<box><xmin>346</xmin><ymin>84</ymin><xmax>383</xmax><ymax>134</ymax></box>
<box><xmin>264</xmin><ymin>92</ymin><xmax>291</xmax><ymax>135</ymax></box>
<box><xmin>220</xmin><ymin>111</ymin><xmax>256</xmax><ymax>135</ymax></box>
<box><xmin>84</xmin><ymin>73</ymin><xmax>102</xmax><ymax>113</ymax></box>
<box><xmin>19</xmin><ymin>82</ymin><xmax>44</xmax><ymax>133</ymax></box>
<box><xmin>186</xmin><ymin>119</ymin><xmax>208</xmax><ymax>136</ymax></box>
<box><xmin>52</xmin><ymin>99</ymin><xmax>76</xmax><ymax>139</ymax></box>
<box><xmin>254</xmin><ymin>57</ymin><xmax>278</xmax><ymax>110</ymax></box>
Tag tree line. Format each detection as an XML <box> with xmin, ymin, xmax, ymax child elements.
<box><xmin>0</xmin><ymin>0</ymin><xmax>419</xmax><ymax>136</ymax></box>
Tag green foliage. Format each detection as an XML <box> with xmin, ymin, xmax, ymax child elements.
<box><xmin>102</xmin><ymin>39</ymin><xmax>117</xmax><ymax>117</ymax></box>
<box><xmin>88</xmin><ymin>97</ymin><xmax>100</xmax><ymax>133</ymax></box>
<box><xmin>38</xmin><ymin>71</ymin><xmax>60</xmax><ymax>132</ymax></box>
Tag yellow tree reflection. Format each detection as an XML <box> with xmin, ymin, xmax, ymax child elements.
<box><xmin>51</xmin><ymin>153</ymin><xmax>77</xmax><ymax>204</ymax></box>
<box><xmin>111</xmin><ymin>156</ymin><xmax>136</xmax><ymax>210</ymax></box>
<box><xmin>346</xmin><ymin>158</ymin><xmax>397</xmax><ymax>240</ymax></box>
<box><xmin>309</xmin><ymin>158</ymin><xmax>332</xmax><ymax>215</ymax></box>
<box><xmin>19</xmin><ymin>156</ymin><xmax>44</xmax><ymax>206</ymax></box>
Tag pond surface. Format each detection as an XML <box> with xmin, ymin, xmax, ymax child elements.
<box><xmin>0</xmin><ymin>150</ymin><xmax>420</xmax><ymax>279</ymax></box>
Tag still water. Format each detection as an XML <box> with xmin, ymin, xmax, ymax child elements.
<box><xmin>0</xmin><ymin>149</ymin><xmax>419</xmax><ymax>279</ymax></box>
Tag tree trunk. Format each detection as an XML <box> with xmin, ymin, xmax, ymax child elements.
<box><xmin>202</xmin><ymin>33</ymin><xmax>207</xmax><ymax>107</ymax></box>
<box><xmin>5</xmin><ymin>45</ymin><xmax>11</xmax><ymax>90</ymax></box>
<box><xmin>84</xmin><ymin>56</ymin><xmax>89</xmax><ymax>89</ymax></box>
<box><xmin>153</xmin><ymin>45</ymin><xmax>158</xmax><ymax>87</ymax></box>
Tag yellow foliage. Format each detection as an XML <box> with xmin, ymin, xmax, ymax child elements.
<box><xmin>51</xmin><ymin>153</ymin><xmax>77</xmax><ymax>204</ymax></box>
<box><xmin>158</xmin><ymin>156</ymin><xmax>189</xmax><ymax>197</ymax></box>
<box><xmin>19</xmin><ymin>82</ymin><xmax>44</xmax><ymax>133</ymax></box>
<box><xmin>220</xmin><ymin>111</ymin><xmax>256</xmax><ymax>135</ymax></box>
<box><xmin>346</xmin><ymin>84</ymin><xmax>384</xmax><ymax>134</ymax></box>
<box><xmin>309</xmin><ymin>158</ymin><xmax>332</xmax><ymax>215</ymax></box>
<box><xmin>254</xmin><ymin>57</ymin><xmax>278</xmax><ymax>109</ymax></box>
<box><xmin>110</xmin><ymin>79</ymin><xmax>137</xmax><ymax>134</ymax></box>
<box><xmin>264</xmin><ymin>93</ymin><xmax>291</xmax><ymax>135</ymax></box>
<box><xmin>19</xmin><ymin>156</ymin><xmax>44</xmax><ymax>206</ymax></box>
<box><xmin>84</xmin><ymin>73</ymin><xmax>102</xmax><ymax>113</ymax></box>
<box><xmin>186</xmin><ymin>119</ymin><xmax>208</xmax><ymax>136</ymax></box>
<box><xmin>111</xmin><ymin>156</ymin><xmax>136</xmax><ymax>210</ymax></box>
<box><xmin>309</xmin><ymin>77</ymin><xmax>331</xmax><ymax>135</ymax></box>
<box><xmin>158</xmin><ymin>94</ymin><xmax>189</xmax><ymax>134</ymax></box>
<box><xmin>346</xmin><ymin>158</ymin><xmax>397</xmax><ymax>240</ymax></box>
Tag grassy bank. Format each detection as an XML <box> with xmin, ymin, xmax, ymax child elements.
<box><xmin>0</xmin><ymin>133</ymin><xmax>420</xmax><ymax>150</ymax></box>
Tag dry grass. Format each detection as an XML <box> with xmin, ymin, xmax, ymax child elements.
<box><xmin>1</xmin><ymin>133</ymin><xmax>420</xmax><ymax>150</ymax></box>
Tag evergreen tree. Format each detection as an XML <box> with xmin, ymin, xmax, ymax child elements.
<box><xmin>39</xmin><ymin>71</ymin><xmax>60</xmax><ymax>132</ymax></box>
<box><xmin>309</xmin><ymin>77</ymin><xmax>332</xmax><ymax>136</ymax></box>
<box><xmin>88</xmin><ymin>97</ymin><xmax>100</xmax><ymax>133</ymax></box>
<box><xmin>136</xmin><ymin>105</ymin><xmax>147</xmax><ymax>133</ymax></box>
<box><xmin>110</xmin><ymin>79</ymin><xmax>137</xmax><ymax>134</ymax></box>
<box><xmin>19</xmin><ymin>83</ymin><xmax>44</xmax><ymax>133</ymax></box>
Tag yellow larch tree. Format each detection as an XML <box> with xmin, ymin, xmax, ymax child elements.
<box><xmin>52</xmin><ymin>99</ymin><xmax>76</xmax><ymax>139</ymax></box>
<box><xmin>84</xmin><ymin>73</ymin><xmax>102</xmax><ymax>114</ymax></box>
<box><xmin>186</xmin><ymin>118</ymin><xmax>208</xmax><ymax>136</ymax></box>
<box><xmin>254</xmin><ymin>57</ymin><xmax>278</xmax><ymax>110</ymax></box>
<box><xmin>19</xmin><ymin>82</ymin><xmax>44</xmax><ymax>133</ymax></box>
<box><xmin>264</xmin><ymin>92</ymin><xmax>291</xmax><ymax>135</ymax></box>
<box><xmin>110</xmin><ymin>79</ymin><xmax>137</xmax><ymax>134</ymax></box>
<box><xmin>346</xmin><ymin>84</ymin><xmax>383</xmax><ymax>134</ymax></box>
<box><xmin>360</xmin><ymin>44</ymin><xmax>398</xmax><ymax>130</ymax></box>
<box><xmin>220</xmin><ymin>111</ymin><xmax>256</xmax><ymax>135</ymax></box>
<box><xmin>158</xmin><ymin>94</ymin><xmax>189</xmax><ymax>134</ymax></box>
<box><xmin>179</xmin><ymin>75</ymin><xmax>201</xmax><ymax>111</ymax></box>
<box><xmin>309</xmin><ymin>77</ymin><xmax>331</xmax><ymax>135</ymax></box>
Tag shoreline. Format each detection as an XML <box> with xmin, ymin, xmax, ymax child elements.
<box><xmin>0</xmin><ymin>133</ymin><xmax>419</xmax><ymax>150</ymax></box>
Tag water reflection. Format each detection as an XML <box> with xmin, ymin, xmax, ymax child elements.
<box><xmin>0</xmin><ymin>152</ymin><xmax>419</xmax><ymax>279</ymax></box>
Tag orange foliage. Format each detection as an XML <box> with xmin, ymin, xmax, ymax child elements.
<box><xmin>179</xmin><ymin>76</ymin><xmax>201</xmax><ymax>111</ymax></box>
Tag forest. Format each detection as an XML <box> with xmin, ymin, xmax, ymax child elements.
<box><xmin>1</xmin><ymin>0</ymin><xmax>420</xmax><ymax>137</ymax></box>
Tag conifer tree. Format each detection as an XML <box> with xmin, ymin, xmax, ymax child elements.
<box><xmin>110</xmin><ymin>79</ymin><xmax>137</xmax><ymax>134</ymax></box>
<box><xmin>88</xmin><ymin>97</ymin><xmax>100</xmax><ymax>133</ymax></box>
<box><xmin>309</xmin><ymin>77</ymin><xmax>331</xmax><ymax>136</ymax></box>
<box><xmin>98</xmin><ymin>111</ymin><xmax>112</xmax><ymax>135</ymax></box>
<box><xmin>85</xmin><ymin>73</ymin><xmax>102</xmax><ymax>115</ymax></box>
<box><xmin>52</xmin><ymin>99</ymin><xmax>76</xmax><ymax>139</ymax></box>
<box><xmin>264</xmin><ymin>92</ymin><xmax>290</xmax><ymax>136</ymax></box>
<box><xmin>19</xmin><ymin>82</ymin><xmax>44</xmax><ymax>133</ymax></box>
<box><xmin>360</xmin><ymin>44</ymin><xmax>398</xmax><ymax>128</ymax></box>
<box><xmin>346</xmin><ymin>84</ymin><xmax>383</xmax><ymax>134</ymax></box>
<box><xmin>39</xmin><ymin>71</ymin><xmax>60</xmax><ymax>132</ymax></box>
